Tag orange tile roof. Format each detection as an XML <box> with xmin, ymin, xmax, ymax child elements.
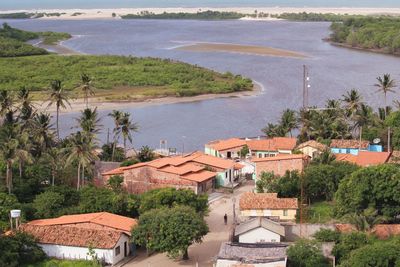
<box><xmin>297</xmin><ymin>140</ymin><xmax>328</xmax><ymax>151</ymax></box>
<box><xmin>335</xmin><ymin>153</ymin><xmax>358</xmax><ymax>164</ymax></box>
<box><xmin>330</xmin><ymin>139</ymin><xmax>369</xmax><ymax>149</ymax></box>
<box><xmin>206</xmin><ymin>138</ymin><xmax>247</xmax><ymax>151</ymax></box>
<box><xmin>234</xmin><ymin>163</ymin><xmax>245</xmax><ymax>170</ymax></box>
<box><xmin>20</xmin><ymin>224</ymin><xmax>123</xmax><ymax>249</ymax></box>
<box><xmin>28</xmin><ymin>212</ymin><xmax>137</xmax><ymax>235</ymax></box>
<box><xmin>246</xmin><ymin>137</ymin><xmax>297</xmax><ymax>152</ymax></box>
<box><xmin>182</xmin><ymin>170</ymin><xmax>216</xmax><ymax>183</ymax></box>
<box><xmin>239</xmin><ymin>192</ymin><xmax>298</xmax><ymax>210</ymax></box>
<box><xmin>160</xmin><ymin>164</ymin><xmax>204</xmax><ymax>175</ymax></box>
<box><xmin>372</xmin><ymin>224</ymin><xmax>400</xmax><ymax>239</ymax></box>
<box><xmin>190</xmin><ymin>151</ymin><xmax>236</xmax><ymax>169</ymax></box>
<box><xmin>335</xmin><ymin>223</ymin><xmax>356</xmax><ymax>233</ymax></box>
<box><xmin>252</xmin><ymin>154</ymin><xmax>307</xmax><ymax>163</ymax></box>
<box><xmin>335</xmin><ymin>152</ymin><xmax>390</xmax><ymax>166</ymax></box>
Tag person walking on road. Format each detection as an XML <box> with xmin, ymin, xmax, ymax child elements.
<box><xmin>224</xmin><ymin>213</ymin><xmax>228</xmax><ymax>225</ymax></box>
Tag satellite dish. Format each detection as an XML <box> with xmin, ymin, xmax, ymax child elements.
<box><xmin>373</xmin><ymin>138</ymin><xmax>381</xmax><ymax>144</ymax></box>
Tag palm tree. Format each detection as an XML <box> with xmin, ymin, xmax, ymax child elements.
<box><xmin>64</xmin><ymin>131</ymin><xmax>99</xmax><ymax>190</ymax></box>
<box><xmin>0</xmin><ymin>90</ymin><xmax>14</xmax><ymax>119</ymax></box>
<box><xmin>346</xmin><ymin>209</ymin><xmax>387</xmax><ymax>232</ymax></box>
<box><xmin>354</xmin><ymin>103</ymin><xmax>374</xmax><ymax>146</ymax></box>
<box><xmin>0</xmin><ymin>124</ymin><xmax>20</xmax><ymax>194</ymax></box>
<box><xmin>374</xmin><ymin>74</ymin><xmax>396</xmax><ymax>117</ymax></box>
<box><xmin>342</xmin><ymin>89</ymin><xmax>363</xmax><ymax>119</ymax></box>
<box><xmin>78</xmin><ymin>73</ymin><xmax>95</xmax><ymax>108</ymax></box>
<box><xmin>32</xmin><ymin>112</ymin><xmax>55</xmax><ymax>155</ymax></box>
<box><xmin>76</xmin><ymin>107</ymin><xmax>101</xmax><ymax>139</ymax></box>
<box><xmin>280</xmin><ymin>109</ymin><xmax>298</xmax><ymax>137</ymax></box>
<box><xmin>42</xmin><ymin>147</ymin><xmax>63</xmax><ymax>186</ymax></box>
<box><xmin>119</xmin><ymin>112</ymin><xmax>139</xmax><ymax>155</ymax></box>
<box><xmin>17</xmin><ymin>87</ymin><xmax>35</xmax><ymax>124</ymax></box>
<box><xmin>47</xmin><ymin>80</ymin><xmax>71</xmax><ymax>140</ymax></box>
<box><xmin>262</xmin><ymin>123</ymin><xmax>285</xmax><ymax>138</ymax></box>
<box><xmin>108</xmin><ymin>110</ymin><xmax>123</xmax><ymax>161</ymax></box>
<box><xmin>15</xmin><ymin>129</ymin><xmax>33</xmax><ymax>179</ymax></box>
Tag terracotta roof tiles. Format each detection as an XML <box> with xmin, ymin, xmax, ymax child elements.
<box><xmin>28</xmin><ymin>212</ymin><xmax>137</xmax><ymax>235</ymax></box>
<box><xmin>330</xmin><ymin>139</ymin><xmax>370</xmax><ymax>149</ymax></box>
<box><xmin>206</xmin><ymin>138</ymin><xmax>247</xmax><ymax>151</ymax></box>
<box><xmin>239</xmin><ymin>192</ymin><xmax>298</xmax><ymax>210</ymax></box>
<box><xmin>252</xmin><ymin>154</ymin><xmax>307</xmax><ymax>163</ymax></box>
<box><xmin>20</xmin><ymin>224</ymin><xmax>123</xmax><ymax>249</ymax></box>
<box><xmin>335</xmin><ymin>151</ymin><xmax>390</xmax><ymax>166</ymax></box>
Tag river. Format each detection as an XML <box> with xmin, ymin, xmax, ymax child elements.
<box><xmin>3</xmin><ymin>19</ymin><xmax>400</xmax><ymax>151</ymax></box>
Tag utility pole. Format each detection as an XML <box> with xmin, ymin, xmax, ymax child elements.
<box><xmin>303</xmin><ymin>65</ymin><xmax>310</xmax><ymax>110</ymax></box>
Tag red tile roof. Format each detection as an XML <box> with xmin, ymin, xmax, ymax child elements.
<box><xmin>102</xmin><ymin>151</ymin><xmax>237</xmax><ymax>185</ymax></box>
<box><xmin>239</xmin><ymin>192</ymin><xmax>298</xmax><ymax>210</ymax></box>
<box><xmin>182</xmin><ymin>170</ymin><xmax>216</xmax><ymax>183</ymax></box>
<box><xmin>20</xmin><ymin>224</ymin><xmax>123</xmax><ymax>249</ymax></box>
<box><xmin>335</xmin><ymin>151</ymin><xmax>390</xmax><ymax>166</ymax></box>
<box><xmin>28</xmin><ymin>212</ymin><xmax>137</xmax><ymax>235</ymax></box>
<box><xmin>372</xmin><ymin>224</ymin><xmax>400</xmax><ymax>239</ymax></box>
<box><xmin>330</xmin><ymin>139</ymin><xmax>370</xmax><ymax>149</ymax></box>
<box><xmin>247</xmin><ymin>137</ymin><xmax>297</xmax><ymax>152</ymax></box>
<box><xmin>206</xmin><ymin>138</ymin><xmax>247</xmax><ymax>151</ymax></box>
<box><xmin>252</xmin><ymin>154</ymin><xmax>307</xmax><ymax>163</ymax></box>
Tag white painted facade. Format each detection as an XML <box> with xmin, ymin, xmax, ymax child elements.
<box><xmin>39</xmin><ymin>234</ymin><xmax>130</xmax><ymax>265</ymax></box>
<box><xmin>238</xmin><ymin>227</ymin><xmax>281</xmax><ymax>243</ymax></box>
<box><xmin>216</xmin><ymin>259</ymin><xmax>287</xmax><ymax>267</ymax></box>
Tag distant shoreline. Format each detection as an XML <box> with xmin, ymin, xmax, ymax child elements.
<box><xmin>1</xmin><ymin>7</ymin><xmax>400</xmax><ymax>20</ymax></box>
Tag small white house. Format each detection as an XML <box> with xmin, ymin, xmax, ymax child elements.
<box><xmin>20</xmin><ymin>212</ymin><xmax>137</xmax><ymax>266</ymax></box>
<box><xmin>235</xmin><ymin>217</ymin><xmax>286</xmax><ymax>243</ymax></box>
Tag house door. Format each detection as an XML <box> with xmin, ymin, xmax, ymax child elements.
<box><xmin>124</xmin><ymin>241</ymin><xmax>128</xmax><ymax>257</ymax></box>
<box><xmin>227</xmin><ymin>151</ymin><xmax>232</xmax><ymax>158</ymax></box>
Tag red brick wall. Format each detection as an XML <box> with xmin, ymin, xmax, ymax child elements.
<box><xmin>122</xmin><ymin>166</ymin><xmax>198</xmax><ymax>194</ymax></box>
<box><xmin>255</xmin><ymin>158</ymin><xmax>305</xmax><ymax>178</ymax></box>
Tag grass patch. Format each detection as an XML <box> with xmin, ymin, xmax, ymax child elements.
<box><xmin>306</xmin><ymin>201</ymin><xmax>335</xmax><ymax>224</ymax></box>
<box><xmin>0</xmin><ymin>55</ymin><xmax>253</xmax><ymax>100</ymax></box>
<box><xmin>26</xmin><ymin>259</ymin><xmax>100</xmax><ymax>267</ymax></box>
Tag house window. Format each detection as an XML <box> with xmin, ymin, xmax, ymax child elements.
<box><xmin>271</xmin><ymin>239</ymin><xmax>277</xmax><ymax>242</ymax></box>
<box><xmin>283</xmin><ymin>210</ymin><xmax>288</xmax><ymax>216</ymax></box>
<box><xmin>115</xmin><ymin>246</ymin><xmax>121</xmax><ymax>256</ymax></box>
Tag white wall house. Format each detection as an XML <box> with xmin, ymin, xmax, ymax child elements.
<box><xmin>20</xmin><ymin>212</ymin><xmax>138</xmax><ymax>266</ymax></box>
<box><xmin>216</xmin><ymin>259</ymin><xmax>287</xmax><ymax>267</ymax></box>
<box><xmin>39</xmin><ymin>233</ymin><xmax>130</xmax><ymax>265</ymax></box>
<box><xmin>234</xmin><ymin>217</ymin><xmax>286</xmax><ymax>243</ymax></box>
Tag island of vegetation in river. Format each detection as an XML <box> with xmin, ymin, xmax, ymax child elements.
<box><xmin>0</xmin><ymin>23</ymin><xmax>72</xmax><ymax>57</ymax></box>
<box><xmin>0</xmin><ymin>55</ymin><xmax>253</xmax><ymax>100</ymax></box>
<box><xmin>0</xmin><ymin>24</ymin><xmax>252</xmax><ymax>100</ymax></box>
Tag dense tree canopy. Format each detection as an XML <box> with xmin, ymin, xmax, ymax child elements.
<box><xmin>131</xmin><ymin>206</ymin><xmax>208</xmax><ymax>260</ymax></box>
<box><xmin>139</xmin><ymin>187</ymin><xmax>208</xmax><ymax>215</ymax></box>
<box><xmin>287</xmin><ymin>239</ymin><xmax>330</xmax><ymax>267</ymax></box>
<box><xmin>335</xmin><ymin>164</ymin><xmax>400</xmax><ymax>218</ymax></box>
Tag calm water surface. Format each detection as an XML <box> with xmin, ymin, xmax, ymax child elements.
<box><xmin>3</xmin><ymin>19</ymin><xmax>400</xmax><ymax>151</ymax></box>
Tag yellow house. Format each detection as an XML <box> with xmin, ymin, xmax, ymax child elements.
<box><xmin>239</xmin><ymin>192</ymin><xmax>298</xmax><ymax>221</ymax></box>
<box><xmin>296</xmin><ymin>140</ymin><xmax>328</xmax><ymax>159</ymax></box>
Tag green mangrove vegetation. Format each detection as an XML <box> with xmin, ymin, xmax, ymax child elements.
<box><xmin>121</xmin><ymin>10</ymin><xmax>246</xmax><ymax>20</ymax></box>
<box><xmin>0</xmin><ymin>55</ymin><xmax>253</xmax><ymax>100</ymax></box>
<box><xmin>275</xmin><ymin>13</ymin><xmax>400</xmax><ymax>55</ymax></box>
<box><xmin>0</xmin><ymin>23</ymin><xmax>72</xmax><ymax>57</ymax></box>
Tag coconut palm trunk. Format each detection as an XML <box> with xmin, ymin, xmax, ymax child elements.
<box><xmin>56</xmin><ymin>106</ymin><xmax>60</xmax><ymax>139</ymax></box>
<box><xmin>52</xmin><ymin>169</ymin><xmax>55</xmax><ymax>187</ymax></box>
<box><xmin>6</xmin><ymin>160</ymin><xmax>12</xmax><ymax>194</ymax></box>
<box><xmin>77</xmin><ymin>162</ymin><xmax>81</xmax><ymax>190</ymax></box>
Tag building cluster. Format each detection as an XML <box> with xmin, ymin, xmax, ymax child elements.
<box><xmin>12</xmin><ymin>135</ymin><xmax>400</xmax><ymax>266</ymax></box>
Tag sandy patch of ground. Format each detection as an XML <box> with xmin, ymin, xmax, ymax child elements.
<box><xmin>178</xmin><ymin>42</ymin><xmax>307</xmax><ymax>59</ymax></box>
<box><xmin>125</xmin><ymin>182</ymin><xmax>255</xmax><ymax>267</ymax></box>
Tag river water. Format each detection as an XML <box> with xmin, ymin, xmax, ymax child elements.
<box><xmin>3</xmin><ymin>19</ymin><xmax>400</xmax><ymax>151</ymax></box>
